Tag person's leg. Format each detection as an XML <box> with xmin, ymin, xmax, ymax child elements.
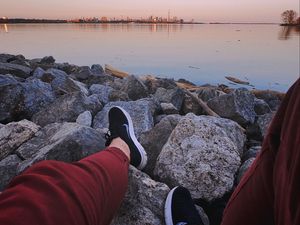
<box><xmin>0</xmin><ymin>144</ymin><xmax>129</xmax><ymax>225</ymax></box>
<box><xmin>0</xmin><ymin>106</ymin><xmax>147</xmax><ymax>225</ymax></box>
<box><xmin>221</xmin><ymin>78</ymin><xmax>300</xmax><ymax>225</ymax></box>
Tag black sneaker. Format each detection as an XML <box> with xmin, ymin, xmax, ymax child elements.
<box><xmin>165</xmin><ymin>186</ymin><xmax>204</xmax><ymax>225</ymax></box>
<box><xmin>105</xmin><ymin>106</ymin><xmax>147</xmax><ymax>170</ymax></box>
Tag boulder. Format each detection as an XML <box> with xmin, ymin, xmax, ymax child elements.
<box><xmin>160</xmin><ymin>103</ymin><xmax>179</xmax><ymax>115</ymax></box>
<box><xmin>236</xmin><ymin>158</ymin><xmax>255</xmax><ymax>184</ymax></box>
<box><xmin>0</xmin><ymin>62</ymin><xmax>32</xmax><ymax>78</ymax></box>
<box><xmin>16</xmin><ymin>122</ymin><xmax>106</xmax><ymax>173</ymax></box>
<box><xmin>89</xmin><ymin>84</ymin><xmax>114</xmax><ymax>105</ymax></box>
<box><xmin>207</xmin><ymin>88</ymin><xmax>256</xmax><ymax>126</ymax></box>
<box><xmin>91</xmin><ymin>64</ymin><xmax>104</xmax><ymax>74</ymax></box>
<box><xmin>0</xmin><ymin>120</ymin><xmax>40</xmax><ymax>160</ymax></box>
<box><xmin>109</xmin><ymin>90</ymin><xmax>130</xmax><ymax>102</ymax></box>
<box><xmin>154</xmin><ymin>87</ymin><xmax>185</xmax><ymax>111</ymax></box>
<box><xmin>242</xmin><ymin>146</ymin><xmax>261</xmax><ymax>162</ymax></box>
<box><xmin>121</xmin><ymin>75</ymin><xmax>149</xmax><ymax>100</ymax></box>
<box><xmin>144</xmin><ymin>77</ymin><xmax>177</xmax><ymax>94</ymax></box>
<box><xmin>154</xmin><ymin>114</ymin><xmax>244</xmax><ymax>201</ymax></box>
<box><xmin>21</xmin><ymin>78</ymin><xmax>56</xmax><ymax>117</ymax></box>
<box><xmin>40</xmin><ymin>56</ymin><xmax>55</xmax><ymax>64</ymax></box>
<box><xmin>93</xmin><ymin>98</ymin><xmax>158</xmax><ymax>139</ymax></box>
<box><xmin>32</xmin><ymin>67</ymin><xmax>46</xmax><ymax>78</ymax></box>
<box><xmin>181</xmin><ymin>94</ymin><xmax>204</xmax><ymax>115</ymax></box>
<box><xmin>112</xmin><ymin>166</ymin><xmax>170</xmax><ymax>225</ymax></box>
<box><xmin>0</xmin><ymin>155</ymin><xmax>22</xmax><ymax>191</ymax></box>
<box><xmin>54</xmin><ymin>62</ymin><xmax>80</xmax><ymax>74</ymax></box>
<box><xmin>32</xmin><ymin>92</ymin><xmax>102</xmax><ymax>127</ymax></box>
<box><xmin>254</xmin><ymin>92</ymin><xmax>281</xmax><ymax>111</ymax></box>
<box><xmin>139</xmin><ymin>115</ymin><xmax>182</xmax><ymax>177</ymax></box>
<box><xmin>254</xmin><ymin>98</ymin><xmax>271</xmax><ymax>115</ymax></box>
<box><xmin>76</xmin><ymin>111</ymin><xmax>92</xmax><ymax>127</ymax></box>
<box><xmin>197</xmin><ymin>87</ymin><xmax>225</xmax><ymax>102</ymax></box>
<box><xmin>0</xmin><ymin>75</ymin><xmax>23</xmax><ymax>123</ymax></box>
<box><xmin>0</xmin><ymin>54</ymin><xmax>16</xmax><ymax>63</ymax></box>
<box><xmin>257</xmin><ymin>112</ymin><xmax>275</xmax><ymax>138</ymax></box>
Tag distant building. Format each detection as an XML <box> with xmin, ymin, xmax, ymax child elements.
<box><xmin>101</xmin><ymin>17</ymin><xmax>108</xmax><ymax>22</ymax></box>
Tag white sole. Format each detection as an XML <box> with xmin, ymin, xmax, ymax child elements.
<box><xmin>114</xmin><ymin>106</ymin><xmax>148</xmax><ymax>170</ymax></box>
<box><xmin>164</xmin><ymin>186</ymin><xmax>178</xmax><ymax>225</ymax></box>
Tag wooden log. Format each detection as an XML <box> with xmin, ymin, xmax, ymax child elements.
<box><xmin>105</xmin><ymin>64</ymin><xmax>129</xmax><ymax>78</ymax></box>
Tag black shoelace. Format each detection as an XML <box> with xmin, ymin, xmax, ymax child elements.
<box><xmin>104</xmin><ymin>130</ymin><xmax>119</xmax><ymax>146</ymax></box>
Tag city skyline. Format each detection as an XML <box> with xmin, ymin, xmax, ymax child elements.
<box><xmin>0</xmin><ymin>0</ymin><xmax>299</xmax><ymax>23</ymax></box>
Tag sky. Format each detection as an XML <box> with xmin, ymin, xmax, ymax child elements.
<box><xmin>1</xmin><ymin>0</ymin><xmax>299</xmax><ymax>23</ymax></box>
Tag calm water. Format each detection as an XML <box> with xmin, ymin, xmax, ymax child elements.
<box><xmin>0</xmin><ymin>23</ymin><xmax>299</xmax><ymax>92</ymax></box>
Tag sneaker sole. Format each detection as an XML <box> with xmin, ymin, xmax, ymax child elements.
<box><xmin>164</xmin><ymin>186</ymin><xmax>178</xmax><ymax>225</ymax></box>
<box><xmin>114</xmin><ymin>106</ymin><xmax>148</xmax><ymax>170</ymax></box>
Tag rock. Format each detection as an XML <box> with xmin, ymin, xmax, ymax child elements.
<box><xmin>197</xmin><ymin>88</ymin><xmax>225</xmax><ymax>102</ymax></box>
<box><xmin>112</xmin><ymin>166</ymin><xmax>170</xmax><ymax>225</ymax></box>
<box><xmin>254</xmin><ymin>98</ymin><xmax>271</xmax><ymax>115</ymax></box>
<box><xmin>121</xmin><ymin>75</ymin><xmax>149</xmax><ymax>100</ymax></box>
<box><xmin>207</xmin><ymin>88</ymin><xmax>256</xmax><ymax>126</ymax></box>
<box><xmin>16</xmin><ymin>122</ymin><xmax>106</xmax><ymax>173</ymax></box>
<box><xmin>91</xmin><ymin>64</ymin><xmax>104</xmax><ymax>74</ymax></box>
<box><xmin>0</xmin><ymin>75</ymin><xmax>24</xmax><ymax>123</ymax></box>
<box><xmin>21</xmin><ymin>78</ymin><xmax>56</xmax><ymax>118</ymax></box>
<box><xmin>254</xmin><ymin>92</ymin><xmax>281</xmax><ymax>111</ymax></box>
<box><xmin>154</xmin><ymin>87</ymin><xmax>185</xmax><ymax>111</ymax></box>
<box><xmin>0</xmin><ymin>54</ymin><xmax>16</xmax><ymax>63</ymax></box>
<box><xmin>0</xmin><ymin>155</ymin><xmax>22</xmax><ymax>191</ymax></box>
<box><xmin>32</xmin><ymin>92</ymin><xmax>102</xmax><ymax>127</ymax></box>
<box><xmin>71</xmin><ymin>66</ymin><xmax>94</xmax><ymax>81</ymax></box>
<box><xmin>242</xmin><ymin>146</ymin><xmax>261</xmax><ymax>161</ymax></box>
<box><xmin>89</xmin><ymin>84</ymin><xmax>114</xmax><ymax>104</ymax></box>
<box><xmin>256</xmin><ymin>112</ymin><xmax>275</xmax><ymax>137</ymax></box>
<box><xmin>195</xmin><ymin>205</ymin><xmax>210</xmax><ymax>225</ymax></box>
<box><xmin>40</xmin><ymin>56</ymin><xmax>55</xmax><ymax>64</ymax></box>
<box><xmin>93</xmin><ymin>98</ymin><xmax>158</xmax><ymax>139</ymax></box>
<box><xmin>55</xmin><ymin>62</ymin><xmax>80</xmax><ymax>74</ymax></box>
<box><xmin>0</xmin><ymin>120</ymin><xmax>40</xmax><ymax>160</ymax></box>
<box><xmin>181</xmin><ymin>94</ymin><xmax>204</xmax><ymax>115</ymax></box>
<box><xmin>0</xmin><ymin>75</ymin><xmax>55</xmax><ymax>122</ymax></box>
<box><xmin>236</xmin><ymin>158</ymin><xmax>255</xmax><ymax>184</ymax></box>
<box><xmin>76</xmin><ymin>111</ymin><xmax>92</xmax><ymax>127</ymax></box>
<box><xmin>71</xmin><ymin>79</ymin><xmax>89</xmax><ymax>95</ymax></box>
<box><xmin>0</xmin><ymin>62</ymin><xmax>32</xmax><ymax>78</ymax></box>
<box><xmin>144</xmin><ymin>77</ymin><xmax>177</xmax><ymax>94</ymax></box>
<box><xmin>140</xmin><ymin>115</ymin><xmax>182</xmax><ymax>177</ymax></box>
<box><xmin>160</xmin><ymin>103</ymin><xmax>179</xmax><ymax>114</ymax></box>
<box><xmin>154</xmin><ymin>114</ymin><xmax>244</xmax><ymax>201</ymax></box>
<box><xmin>32</xmin><ymin>67</ymin><xmax>45</xmax><ymax>78</ymax></box>
<box><xmin>109</xmin><ymin>90</ymin><xmax>129</xmax><ymax>102</ymax></box>
<box><xmin>0</xmin><ymin>124</ymin><xmax>4</xmax><ymax>129</ymax></box>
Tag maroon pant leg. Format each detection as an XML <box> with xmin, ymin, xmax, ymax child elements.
<box><xmin>221</xmin><ymin>79</ymin><xmax>300</xmax><ymax>225</ymax></box>
<box><xmin>0</xmin><ymin>147</ymin><xmax>129</xmax><ymax>225</ymax></box>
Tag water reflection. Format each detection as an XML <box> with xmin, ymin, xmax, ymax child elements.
<box><xmin>0</xmin><ymin>24</ymin><xmax>9</xmax><ymax>33</ymax></box>
<box><xmin>278</xmin><ymin>26</ymin><xmax>300</xmax><ymax>40</ymax></box>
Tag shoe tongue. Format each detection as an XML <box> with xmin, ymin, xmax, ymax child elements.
<box><xmin>176</xmin><ymin>223</ymin><xmax>188</xmax><ymax>225</ymax></box>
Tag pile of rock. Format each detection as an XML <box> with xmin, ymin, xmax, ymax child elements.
<box><xmin>0</xmin><ymin>53</ymin><xmax>283</xmax><ymax>224</ymax></box>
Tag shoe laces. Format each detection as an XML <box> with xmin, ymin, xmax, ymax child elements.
<box><xmin>104</xmin><ymin>130</ymin><xmax>119</xmax><ymax>146</ymax></box>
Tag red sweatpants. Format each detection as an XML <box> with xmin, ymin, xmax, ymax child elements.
<box><xmin>0</xmin><ymin>147</ymin><xmax>129</xmax><ymax>225</ymax></box>
<box><xmin>222</xmin><ymin>79</ymin><xmax>300</xmax><ymax>225</ymax></box>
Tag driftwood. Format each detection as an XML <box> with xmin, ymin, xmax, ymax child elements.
<box><xmin>105</xmin><ymin>64</ymin><xmax>129</xmax><ymax>78</ymax></box>
<box><xmin>251</xmin><ymin>89</ymin><xmax>285</xmax><ymax>100</ymax></box>
<box><xmin>225</xmin><ymin>76</ymin><xmax>251</xmax><ymax>86</ymax></box>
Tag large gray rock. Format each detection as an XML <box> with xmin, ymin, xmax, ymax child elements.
<box><xmin>197</xmin><ymin>87</ymin><xmax>225</xmax><ymax>102</ymax></box>
<box><xmin>0</xmin><ymin>75</ymin><xmax>55</xmax><ymax>123</ymax></box>
<box><xmin>41</xmin><ymin>56</ymin><xmax>55</xmax><ymax>64</ymax></box>
<box><xmin>144</xmin><ymin>77</ymin><xmax>177</xmax><ymax>94</ymax></box>
<box><xmin>154</xmin><ymin>114</ymin><xmax>245</xmax><ymax>201</ymax></box>
<box><xmin>254</xmin><ymin>91</ymin><xmax>282</xmax><ymax>111</ymax></box>
<box><xmin>256</xmin><ymin>112</ymin><xmax>275</xmax><ymax>137</ymax></box>
<box><xmin>32</xmin><ymin>92</ymin><xmax>102</xmax><ymax>127</ymax></box>
<box><xmin>207</xmin><ymin>88</ymin><xmax>256</xmax><ymax>126</ymax></box>
<box><xmin>0</xmin><ymin>75</ymin><xmax>24</xmax><ymax>123</ymax></box>
<box><xmin>76</xmin><ymin>111</ymin><xmax>92</xmax><ymax>127</ymax></box>
<box><xmin>242</xmin><ymin>146</ymin><xmax>261</xmax><ymax>161</ymax></box>
<box><xmin>254</xmin><ymin>98</ymin><xmax>271</xmax><ymax>115</ymax></box>
<box><xmin>0</xmin><ymin>62</ymin><xmax>32</xmax><ymax>78</ymax></box>
<box><xmin>140</xmin><ymin>115</ymin><xmax>182</xmax><ymax>177</ymax></box>
<box><xmin>0</xmin><ymin>120</ymin><xmax>40</xmax><ymax>160</ymax></box>
<box><xmin>236</xmin><ymin>158</ymin><xmax>255</xmax><ymax>184</ymax></box>
<box><xmin>112</xmin><ymin>166</ymin><xmax>170</xmax><ymax>225</ymax></box>
<box><xmin>154</xmin><ymin>87</ymin><xmax>185</xmax><ymax>111</ymax></box>
<box><xmin>21</xmin><ymin>78</ymin><xmax>56</xmax><ymax>117</ymax></box>
<box><xmin>93</xmin><ymin>98</ymin><xmax>158</xmax><ymax>138</ymax></box>
<box><xmin>0</xmin><ymin>54</ymin><xmax>16</xmax><ymax>63</ymax></box>
<box><xmin>0</xmin><ymin>154</ymin><xmax>22</xmax><ymax>191</ymax></box>
<box><xmin>16</xmin><ymin>122</ymin><xmax>106</xmax><ymax>173</ymax></box>
<box><xmin>121</xmin><ymin>75</ymin><xmax>149</xmax><ymax>100</ymax></box>
<box><xmin>89</xmin><ymin>84</ymin><xmax>114</xmax><ymax>105</ymax></box>
<box><xmin>160</xmin><ymin>103</ymin><xmax>179</xmax><ymax>115</ymax></box>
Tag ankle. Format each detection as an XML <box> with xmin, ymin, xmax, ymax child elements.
<box><xmin>109</xmin><ymin>137</ymin><xmax>131</xmax><ymax>161</ymax></box>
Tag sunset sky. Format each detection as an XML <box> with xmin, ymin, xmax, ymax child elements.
<box><xmin>1</xmin><ymin>0</ymin><xmax>299</xmax><ymax>23</ymax></box>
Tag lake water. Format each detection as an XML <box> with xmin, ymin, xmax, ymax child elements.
<box><xmin>0</xmin><ymin>23</ymin><xmax>299</xmax><ymax>92</ymax></box>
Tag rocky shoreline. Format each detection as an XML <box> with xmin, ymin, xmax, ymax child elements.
<box><xmin>0</xmin><ymin>53</ymin><xmax>283</xmax><ymax>224</ymax></box>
